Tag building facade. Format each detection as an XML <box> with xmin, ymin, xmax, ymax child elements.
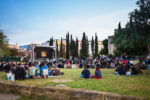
<box><xmin>8</xmin><ymin>43</ymin><xmax>19</xmax><ymax>50</ymax></box>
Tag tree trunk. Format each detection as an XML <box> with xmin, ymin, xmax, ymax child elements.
<box><xmin>136</xmin><ymin>43</ymin><xmax>150</xmax><ymax>74</ymax></box>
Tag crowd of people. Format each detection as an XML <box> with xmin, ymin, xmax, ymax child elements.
<box><xmin>0</xmin><ymin>61</ymin><xmax>64</xmax><ymax>81</ymax></box>
<box><xmin>0</xmin><ymin>56</ymin><xmax>150</xmax><ymax>81</ymax></box>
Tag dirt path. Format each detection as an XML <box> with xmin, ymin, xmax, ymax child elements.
<box><xmin>0</xmin><ymin>93</ymin><xmax>20</xmax><ymax>100</ymax></box>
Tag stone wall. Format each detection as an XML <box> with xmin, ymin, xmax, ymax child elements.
<box><xmin>0</xmin><ymin>81</ymin><xmax>146</xmax><ymax>100</ymax></box>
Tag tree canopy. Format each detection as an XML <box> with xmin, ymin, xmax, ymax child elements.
<box><xmin>80</xmin><ymin>32</ymin><xmax>89</xmax><ymax>58</ymax></box>
<box><xmin>94</xmin><ymin>33</ymin><xmax>98</xmax><ymax>57</ymax></box>
<box><xmin>100</xmin><ymin>39</ymin><xmax>108</xmax><ymax>55</ymax></box>
<box><xmin>111</xmin><ymin>0</ymin><xmax>150</xmax><ymax>57</ymax></box>
<box><xmin>111</xmin><ymin>0</ymin><xmax>150</xmax><ymax>72</ymax></box>
<box><xmin>0</xmin><ymin>29</ymin><xmax>9</xmax><ymax>57</ymax></box>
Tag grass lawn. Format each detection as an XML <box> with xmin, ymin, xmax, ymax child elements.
<box><xmin>0</xmin><ymin>69</ymin><xmax>150</xmax><ymax>100</ymax></box>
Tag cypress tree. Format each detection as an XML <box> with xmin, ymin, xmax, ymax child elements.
<box><xmin>75</xmin><ymin>37</ymin><xmax>79</xmax><ymax>57</ymax></box>
<box><xmin>70</xmin><ymin>34</ymin><xmax>73</xmax><ymax>57</ymax></box>
<box><xmin>91</xmin><ymin>36</ymin><xmax>94</xmax><ymax>57</ymax></box>
<box><xmin>66</xmin><ymin>33</ymin><xmax>70</xmax><ymax>59</ymax></box>
<box><xmin>49</xmin><ymin>37</ymin><xmax>53</xmax><ymax>46</ymax></box>
<box><xmin>72</xmin><ymin>39</ymin><xmax>76</xmax><ymax>59</ymax></box>
<box><xmin>56</xmin><ymin>40</ymin><xmax>59</xmax><ymax>58</ymax></box>
<box><xmin>94</xmin><ymin>33</ymin><xmax>98</xmax><ymax>57</ymax></box>
<box><xmin>118</xmin><ymin>22</ymin><xmax>121</xmax><ymax>30</ymax></box>
<box><xmin>80</xmin><ymin>32</ymin><xmax>89</xmax><ymax>58</ymax></box>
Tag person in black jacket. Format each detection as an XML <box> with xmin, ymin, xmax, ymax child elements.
<box><xmin>15</xmin><ymin>64</ymin><xmax>26</xmax><ymax>80</ymax></box>
<box><xmin>114</xmin><ymin>63</ymin><xmax>126</xmax><ymax>75</ymax></box>
<box><xmin>80</xmin><ymin>64</ymin><xmax>91</xmax><ymax>79</ymax></box>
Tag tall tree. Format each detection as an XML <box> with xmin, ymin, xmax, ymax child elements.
<box><xmin>70</xmin><ymin>34</ymin><xmax>73</xmax><ymax>57</ymax></box>
<box><xmin>60</xmin><ymin>38</ymin><xmax>63</xmax><ymax>58</ymax></box>
<box><xmin>80</xmin><ymin>32</ymin><xmax>89</xmax><ymax>58</ymax></box>
<box><xmin>75</xmin><ymin>37</ymin><xmax>79</xmax><ymax>57</ymax></box>
<box><xmin>72</xmin><ymin>39</ymin><xmax>76</xmax><ymax>59</ymax></box>
<box><xmin>111</xmin><ymin>0</ymin><xmax>150</xmax><ymax>73</ymax></box>
<box><xmin>91</xmin><ymin>36</ymin><xmax>94</xmax><ymax>57</ymax></box>
<box><xmin>118</xmin><ymin>22</ymin><xmax>121</xmax><ymax>30</ymax></box>
<box><xmin>94</xmin><ymin>33</ymin><xmax>98</xmax><ymax>57</ymax></box>
<box><xmin>100</xmin><ymin>39</ymin><xmax>108</xmax><ymax>55</ymax></box>
<box><xmin>49</xmin><ymin>37</ymin><xmax>53</xmax><ymax>46</ymax></box>
<box><xmin>56</xmin><ymin>40</ymin><xmax>59</xmax><ymax>58</ymax></box>
<box><xmin>66</xmin><ymin>33</ymin><xmax>70</xmax><ymax>59</ymax></box>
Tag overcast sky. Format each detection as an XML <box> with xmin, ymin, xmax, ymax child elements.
<box><xmin>0</xmin><ymin>0</ymin><xmax>137</xmax><ymax>45</ymax></box>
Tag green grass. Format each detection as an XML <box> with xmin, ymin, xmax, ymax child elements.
<box><xmin>0</xmin><ymin>69</ymin><xmax>150</xmax><ymax>100</ymax></box>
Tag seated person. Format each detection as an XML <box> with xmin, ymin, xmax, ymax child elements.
<box><xmin>92</xmin><ymin>64</ymin><xmax>102</xmax><ymax>79</ymax></box>
<box><xmin>28</xmin><ymin>65</ymin><xmax>37</xmax><ymax>78</ymax></box>
<box><xmin>91</xmin><ymin>64</ymin><xmax>94</xmax><ymax>69</ymax></box>
<box><xmin>71</xmin><ymin>61</ymin><xmax>76</xmax><ymax>69</ymax></box>
<box><xmin>66</xmin><ymin>60</ymin><xmax>71</xmax><ymax>68</ymax></box>
<box><xmin>15</xmin><ymin>64</ymin><xmax>26</xmax><ymax>80</ymax></box>
<box><xmin>48</xmin><ymin>66</ymin><xmax>55</xmax><ymax>76</ymax></box>
<box><xmin>50</xmin><ymin>66</ymin><xmax>64</xmax><ymax>76</ymax></box>
<box><xmin>53</xmin><ymin>66</ymin><xmax>61</xmax><ymax>76</ymax></box>
<box><xmin>114</xmin><ymin>64</ymin><xmax>126</xmax><ymax>75</ymax></box>
<box><xmin>79</xmin><ymin>62</ymin><xmax>83</xmax><ymax>68</ymax></box>
<box><xmin>80</xmin><ymin>65</ymin><xmax>91</xmax><ymax>79</ymax></box>
<box><xmin>126</xmin><ymin>69</ymin><xmax>132</xmax><ymax>75</ymax></box>
<box><xmin>58</xmin><ymin>62</ymin><xmax>64</xmax><ymax>68</ymax></box>
<box><xmin>110</xmin><ymin>62</ymin><xmax>115</xmax><ymax>68</ymax></box>
<box><xmin>131</xmin><ymin>66</ymin><xmax>138</xmax><ymax>75</ymax></box>
<box><xmin>6</xmin><ymin>70</ymin><xmax>15</xmax><ymax>81</ymax></box>
<box><xmin>40</xmin><ymin>63</ymin><xmax>48</xmax><ymax>78</ymax></box>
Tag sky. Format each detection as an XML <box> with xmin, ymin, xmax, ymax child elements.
<box><xmin>0</xmin><ymin>0</ymin><xmax>137</xmax><ymax>45</ymax></box>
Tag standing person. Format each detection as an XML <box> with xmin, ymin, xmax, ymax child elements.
<box><xmin>80</xmin><ymin>64</ymin><xmax>91</xmax><ymax>79</ymax></box>
<box><xmin>92</xmin><ymin>64</ymin><xmax>102</xmax><ymax>79</ymax></box>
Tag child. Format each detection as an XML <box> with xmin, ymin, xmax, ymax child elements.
<box><xmin>80</xmin><ymin>64</ymin><xmax>91</xmax><ymax>79</ymax></box>
<box><xmin>92</xmin><ymin>64</ymin><xmax>102</xmax><ymax>79</ymax></box>
<box><xmin>6</xmin><ymin>70</ymin><xmax>15</xmax><ymax>81</ymax></box>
